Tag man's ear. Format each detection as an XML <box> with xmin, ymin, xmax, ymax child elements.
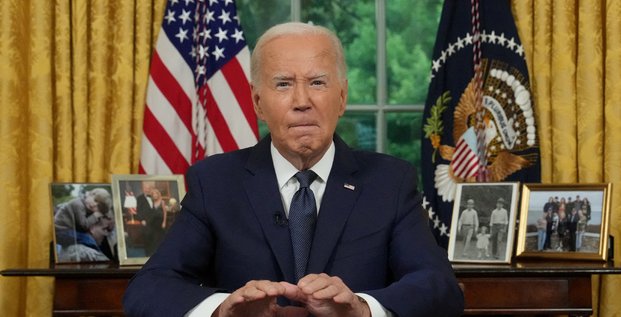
<box><xmin>338</xmin><ymin>79</ymin><xmax>348</xmax><ymax>117</ymax></box>
<box><xmin>251</xmin><ymin>84</ymin><xmax>264</xmax><ymax>121</ymax></box>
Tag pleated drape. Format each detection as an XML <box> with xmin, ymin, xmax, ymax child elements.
<box><xmin>0</xmin><ymin>0</ymin><xmax>166</xmax><ymax>315</ymax></box>
<box><xmin>513</xmin><ymin>1</ymin><xmax>621</xmax><ymax>315</ymax></box>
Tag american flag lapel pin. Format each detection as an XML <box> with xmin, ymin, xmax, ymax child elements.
<box><xmin>343</xmin><ymin>183</ymin><xmax>355</xmax><ymax>191</ymax></box>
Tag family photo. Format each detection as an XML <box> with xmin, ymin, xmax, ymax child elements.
<box><xmin>448</xmin><ymin>183</ymin><xmax>519</xmax><ymax>263</ymax></box>
<box><xmin>517</xmin><ymin>184</ymin><xmax>611</xmax><ymax>260</ymax></box>
<box><xmin>50</xmin><ymin>183</ymin><xmax>116</xmax><ymax>263</ymax></box>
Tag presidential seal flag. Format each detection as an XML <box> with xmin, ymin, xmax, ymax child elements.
<box><xmin>422</xmin><ymin>0</ymin><xmax>541</xmax><ymax>248</ymax></box>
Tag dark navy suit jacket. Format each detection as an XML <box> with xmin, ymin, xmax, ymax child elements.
<box><xmin>123</xmin><ymin>135</ymin><xmax>464</xmax><ymax>316</ymax></box>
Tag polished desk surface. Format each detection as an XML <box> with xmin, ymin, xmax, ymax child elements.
<box><xmin>3</xmin><ymin>260</ymin><xmax>620</xmax><ymax>277</ymax></box>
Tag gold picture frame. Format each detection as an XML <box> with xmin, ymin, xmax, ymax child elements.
<box><xmin>515</xmin><ymin>183</ymin><xmax>611</xmax><ymax>261</ymax></box>
<box><xmin>50</xmin><ymin>182</ymin><xmax>116</xmax><ymax>264</ymax></box>
<box><xmin>448</xmin><ymin>182</ymin><xmax>520</xmax><ymax>264</ymax></box>
<box><xmin>112</xmin><ymin>174</ymin><xmax>186</xmax><ymax>266</ymax></box>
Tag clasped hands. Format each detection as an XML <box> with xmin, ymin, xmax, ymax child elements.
<box><xmin>213</xmin><ymin>273</ymin><xmax>371</xmax><ymax>317</ymax></box>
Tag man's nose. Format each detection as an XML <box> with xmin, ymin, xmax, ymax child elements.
<box><xmin>292</xmin><ymin>83</ymin><xmax>311</xmax><ymax>110</ymax></box>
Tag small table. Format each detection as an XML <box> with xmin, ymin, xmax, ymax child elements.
<box><xmin>2</xmin><ymin>261</ymin><xmax>621</xmax><ymax>316</ymax></box>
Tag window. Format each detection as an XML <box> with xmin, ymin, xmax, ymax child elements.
<box><xmin>237</xmin><ymin>0</ymin><xmax>443</xmax><ymax>168</ymax></box>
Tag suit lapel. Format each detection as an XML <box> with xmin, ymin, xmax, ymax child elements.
<box><xmin>243</xmin><ymin>135</ymin><xmax>361</xmax><ymax>280</ymax></box>
<box><xmin>307</xmin><ymin>136</ymin><xmax>361</xmax><ymax>275</ymax></box>
<box><xmin>243</xmin><ymin>136</ymin><xmax>296</xmax><ymax>283</ymax></box>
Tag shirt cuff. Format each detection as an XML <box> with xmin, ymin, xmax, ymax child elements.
<box><xmin>184</xmin><ymin>292</ymin><xmax>230</xmax><ymax>317</ymax></box>
<box><xmin>356</xmin><ymin>293</ymin><xmax>394</xmax><ymax>317</ymax></box>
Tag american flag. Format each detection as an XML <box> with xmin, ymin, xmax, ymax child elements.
<box><xmin>139</xmin><ymin>0</ymin><xmax>258</xmax><ymax>175</ymax></box>
<box><xmin>450</xmin><ymin>128</ymin><xmax>480</xmax><ymax>180</ymax></box>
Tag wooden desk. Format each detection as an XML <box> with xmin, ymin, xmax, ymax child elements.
<box><xmin>2</xmin><ymin>262</ymin><xmax>621</xmax><ymax>316</ymax></box>
<box><xmin>454</xmin><ymin>261</ymin><xmax>621</xmax><ymax>315</ymax></box>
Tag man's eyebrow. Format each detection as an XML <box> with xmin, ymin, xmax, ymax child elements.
<box><xmin>308</xmin><ymin>73</ymin><xmax>328</xmax><ymax>80</ymax></box>
<box><xmin>272</xmin><ymin>74</ymin><xmax>293</xmax><ymax>81</ymax></box>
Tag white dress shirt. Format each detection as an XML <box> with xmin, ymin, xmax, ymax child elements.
<box><xmin>187</xmin><ymin>142</ymin><xmax>392</xmax><ymax>317</ymax></box>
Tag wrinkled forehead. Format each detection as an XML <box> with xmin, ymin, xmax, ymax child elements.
<box><xmin>266</xmin><ymin>34</ymin><xmax>334</xmax><ymax>60</ymax></box>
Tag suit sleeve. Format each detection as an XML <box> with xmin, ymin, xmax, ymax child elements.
<box><xmin>365</xmin><ymin>165</ymin><xmax>464</xmax><ymax>317</ymax></box>
<box><xmin>123</xmin><ymin>165</ymin><xmax>222</xmax><ymax>316</ymax></box>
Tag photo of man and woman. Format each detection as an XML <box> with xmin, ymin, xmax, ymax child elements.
<box><xmin>112</xmin><ymin>175</ymin><xmax>185</xmax><ymax>265</ymax></box>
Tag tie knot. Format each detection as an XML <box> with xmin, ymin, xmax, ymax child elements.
<box><xmin>295</xmin><ymin>170</ymin><xmax>317</xmax><ymax>188</ymax></box>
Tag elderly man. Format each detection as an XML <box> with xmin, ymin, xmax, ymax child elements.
<box><xmin>123</xmin><ymin>22</ymin><xmax>463</xmax><ymax>317</ymax></box>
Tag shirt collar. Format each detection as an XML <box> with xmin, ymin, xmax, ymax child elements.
<box><xmin>271</xmin><ymin>141</ymin><xmax>335</xmax><ymax>189</ymax></box>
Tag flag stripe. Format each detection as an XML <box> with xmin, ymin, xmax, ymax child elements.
<box><xmin>139</xmin><ymin>135</ymin><xmax>173</xmax><ymax>175</ymax></box>
<box><xmin>220</xmin><ymin>49</ymin><xmax>259</xmax><ymax>139</ymax></box>
<box><xmin>200</xmin><ymin>85</ymin><xmax>239</xmax><ymax>152</ymax></box>
<box><xmin>154</xmin><ymin>31</ymin><xmax>197</xmax><ymax>107</ymax></box>
<box><xmin>143</xmin><ymin>107</ymin><xmax>190</xmax><ymax>173</ymax></box>
<box><xmin>145</xmin><ymin>78</ymin><xmax>193</xmax><ymax>164</ymax></box>
<box><xmin>208</xmin><ymin>70</ymin><xmax>256</xmax><ymax>149</ymax></box>
<box><xmin>148</xmin><ymin>53</ymin><xmax>193</xmax><ymax>132</ymax></box>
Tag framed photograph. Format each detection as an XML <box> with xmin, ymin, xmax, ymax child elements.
<box><xmin>515</xmin><ymin>183</ymin><xmax>611</xmax><ymax>261</ymax></box>
<box><xmin>448</xmin><ymin>182</ymin><xmax>520</xmax><ymax>264</ymax></box>
<box><xmin>50</xmin><ymin>183</ymin><xmax>117</xmax><ymax>264</ymax></box>
<box><xmin>112</xmin><ymin>174</ymin><xmax>185</xmax><ymax>265</ymax></box>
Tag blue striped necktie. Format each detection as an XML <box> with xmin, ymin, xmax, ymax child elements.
<box><xmin>289</xmin><ymin>170</ymin><xmax>318</xmax><ymax>282</ymax></box>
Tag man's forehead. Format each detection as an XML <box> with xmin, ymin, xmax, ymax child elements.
<box><xmin>271</xmin><ymin>72</ymin><xmax>328</xmax><ymax>80</ymax></box>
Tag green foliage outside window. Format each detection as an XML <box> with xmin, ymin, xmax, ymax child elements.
<box><xmin>237</xmin><ymin>0</ymin><xmax>443</xmax><ymax>169</ymax></box>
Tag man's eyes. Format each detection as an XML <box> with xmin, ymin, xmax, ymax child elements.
<box><xmin>274</xmin><ymin>80</ymin><xmax>326</xmax><ymax>89</ymax></box>
<box><xmin>310</xmin><ymin>80</ymin><xmax>326</xmax><ymax>86</ymax></box>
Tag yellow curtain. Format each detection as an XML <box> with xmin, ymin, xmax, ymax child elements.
<box><xmin>0</xmin><ymin>0</ymin><xmax>166</xmax><ymax>315</ymax></box>
<box><xmin>513</xmin><ymin>0</ymin><xmax>621</xmax><ymax>315</ymax></box>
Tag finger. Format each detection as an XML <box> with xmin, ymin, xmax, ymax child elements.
<box><xmin>300</xmin><ymin>274</ymin><xmax>343</xmax><ymax>296</ymax></box>
<box><xmin>250</xmin><ymin>280</ymin><xmax>287</xmax><ymax>297</ymax></box>
<box><xmin>297</xmin><ymin>273</ymin><xmax>331</xmax><ymax>294</ymax></box>
<box><xmin>279</xmin><ymin>281</ymin><xmax>307</xmax><ymax>302</ymax></box>
<box><xmin>308</xmin><ymin>283</ymin><xmax>342</xmax><ymax>300</ymax></box>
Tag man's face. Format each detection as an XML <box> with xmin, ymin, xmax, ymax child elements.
<box><xmin>251</xmin><ymin>33</ymin><xmax>347</xmax><ymax>161</ymax></box>
<box><xmin>142</xmin><ymin>182</ymin><xmax>154</xmax><ymax>196</ymax></box>
<box><xmin>467</xmin><ymin>201</ymin><xmax>474</xmax><ymax>209</ymax></box>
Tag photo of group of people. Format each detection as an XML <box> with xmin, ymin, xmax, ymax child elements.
<box><xmin>448</xmin><ymin>183</ymin><xmax>519</xmax><ymax>263</ymax></box>
<box><xmin>51</xmin><ymin>183</ymin><xmax>117</xmax><ymax>263</ymax></box>
<box><xmin>524</xmin><ymin>190</ymin><xmax>603</xmax><ymax>254</ymax></box>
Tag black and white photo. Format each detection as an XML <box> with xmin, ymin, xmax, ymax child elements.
<box><xmin>448</xmin><ymin>182</ymin><xmax>519</xmax><ymax>263</ymax></box>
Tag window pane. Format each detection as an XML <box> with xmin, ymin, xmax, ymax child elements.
<box><xmin>301</xmin><ymin>0</ymin><xmax>376</xmax><ymax>104</ymax></box>
<box><xmin>336</xmin><ymin>112</ymin><xmax>376</xmax><ymax>151</ymax></box>
<box><xmin>386</xmin><ymin>0</ymin><xmax>442</xmax><ymax>104</ymax></box>
<box><xmin>385</xmin><ymin>112</ymin><xmax>423</xmax><ymax>167</ymax></box>
<box><xmin>237</xmin><ymin>0</ymin><xmax>291</xmax><ymax>49</ymax></box>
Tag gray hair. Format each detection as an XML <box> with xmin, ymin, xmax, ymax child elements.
<box><xmin>250</xmin><ymin>22</ymin><xmax>347</xmax><ymax>86</ymax></box>
<box><xmin>88</xmin><ymin>188</ymin><xmax>112</xmax><ymax>213</ymax></box>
